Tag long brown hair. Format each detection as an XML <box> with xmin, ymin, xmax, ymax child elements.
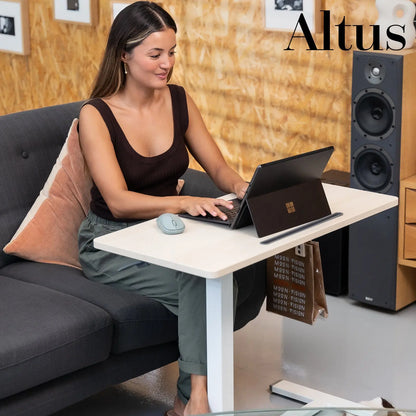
<box><xmin>90</xmin><ymin>1</ymin><xmax>177</xmax><ymax>99</ymax></box>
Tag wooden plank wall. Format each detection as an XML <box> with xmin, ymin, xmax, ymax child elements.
<box><xmin>0</xmin><ymin>0</ymin><xmax>406</xmax><ymax>177</ymax></box>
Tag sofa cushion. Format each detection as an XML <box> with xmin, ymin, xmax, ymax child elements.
<box><xmin>1</xmin><ymin>261</ymin><xmax>179</xmax><ymax>354</ymax></box>
<box><xmin>233</xmin><ymin>261</ymin><xmax>267</xmax><ymax>330</ymax></box>
<box><xmin>180</xmin><ymin>168</ymin><xmax>223</xmax><ymax>198</ymax></box>
<box><xmin>3</xmin><ymin>119</ymin><xmax>92</xmax><ymax>269</ymax></box>
<box><xmin>0</xmin><ymin>275</ymin><xmax>112</xmax><ymax>400</ymax></box>
<box><xmin>0</xmin><ymin>101</ymin><xmax>84</xmax><ymax>269</ymax></box>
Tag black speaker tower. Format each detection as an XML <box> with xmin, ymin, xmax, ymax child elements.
<box><xmin>349</xmin><ymin>49</ymin><xmax>416</xmax><ymax>310</ymax></box>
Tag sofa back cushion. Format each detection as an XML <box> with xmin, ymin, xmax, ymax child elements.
<box><xmin>180</xmin><ymin>168</ymin><xmax>223</xmax><ymax>198</ymax></box>
<box><xmin>3</xmin><ymin>118</ymin><xmax>92</xmax><ymax>269</ymax></box>
<box><xmin>0</xmin><ymin>102</ymin><xmax>84</xmax><ymax>268</ymax></box>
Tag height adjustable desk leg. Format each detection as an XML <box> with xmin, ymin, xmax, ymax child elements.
<box><xmin>205</xmin><ymin>273</ymin><xmax>234</xmax><ymax>412</ymax></box>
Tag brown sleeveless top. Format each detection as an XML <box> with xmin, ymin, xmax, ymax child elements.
<box><xmin>86</xmin><ymin>84</ymin><xmax>189</xmax><ymax>221</ymax></box>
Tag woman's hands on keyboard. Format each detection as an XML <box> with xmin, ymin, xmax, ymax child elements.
<box><xmin>180</xmin><ymin>196</ymin><xmax>235</xmax><ymax>221</ymax></box>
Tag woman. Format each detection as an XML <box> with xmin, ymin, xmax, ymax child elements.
<box><xmin>78</xmin><ymin>2</ymin><xmax>248</xmax><ymax>415</ymax></box>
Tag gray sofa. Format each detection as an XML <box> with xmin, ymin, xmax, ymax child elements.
<box><xmin>0</xmin><ymin>102</ymin><xmax>266</xmax><ymax>416</ymax></box>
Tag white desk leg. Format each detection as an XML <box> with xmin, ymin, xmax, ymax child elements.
<box><xmin>206</xmin><ymin>273</ymin><xmax>234</xmax><ymax>413</ymax></box>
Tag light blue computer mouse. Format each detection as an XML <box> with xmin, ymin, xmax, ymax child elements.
<box><xmin>156</xmin><ymin>213</ymin><xmax>185</xmax><ymax>235</ymax></box>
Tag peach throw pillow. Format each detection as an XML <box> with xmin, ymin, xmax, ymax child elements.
<box><xmin>3</xmin><ymin>118</ymin><xmax>92</xmax><ymax>269</ymax></box>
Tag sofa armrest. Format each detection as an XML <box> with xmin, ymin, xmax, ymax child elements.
<box><xmin>180</xmin><ymin>169</ymin><xmax>224</xmax><ymax>198</ymax></box>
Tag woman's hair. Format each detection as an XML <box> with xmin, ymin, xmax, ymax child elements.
<box><xmin>90</xmin><ymin>1</ymin><xmax>177</xmax><ymax>98</ymax></box>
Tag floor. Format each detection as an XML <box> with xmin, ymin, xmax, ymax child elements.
<box><xmin>53</xmin><ymin>295</ymin><xmax>416</xmax><ymax>415</ymax></box>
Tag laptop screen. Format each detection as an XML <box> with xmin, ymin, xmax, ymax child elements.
<box><xmin>232</xmin><ymin>146</ymin><xmax>334</xmax><ymax>230</ymax></box>
<box><xmin>244</xmin><ymin>146</ymin><xmax>334</xmax><ymax>200</ymax></box>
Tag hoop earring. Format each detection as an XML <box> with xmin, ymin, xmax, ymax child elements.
<box><xmin>124</xmin><ymin>62</ymin><xmax>128</xmax><ymax>75</ymax></box>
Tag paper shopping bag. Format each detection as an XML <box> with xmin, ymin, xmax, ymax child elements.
<box><xmin>266</xmin><ymin>241</ymin><xmax>328</xmax><ymax>324</ymax></box>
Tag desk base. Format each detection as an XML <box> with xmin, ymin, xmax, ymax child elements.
<box><xmin>271</xmin><ymin>380</ymin><xmax>375</xmax><ymax>416</ymax></box>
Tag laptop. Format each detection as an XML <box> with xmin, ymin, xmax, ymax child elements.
<box><xmin>180</xmin><ymin>146</ymin><xmax>335</xmax><ymax>237</ymax></box>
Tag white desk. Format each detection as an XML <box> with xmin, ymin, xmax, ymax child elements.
<box><xmin>94</xmin><ymin>183</ymin><xmax>397</xmax><ymax>412</ymax></box>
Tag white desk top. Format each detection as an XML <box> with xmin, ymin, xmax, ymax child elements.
<box><xmin>94</xmin><ymin>184</ymin><xmax>397</xmax><ymax>279</ymax></box>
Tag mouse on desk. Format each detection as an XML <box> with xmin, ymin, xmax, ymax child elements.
<box><xmin>157</xmin><ymin>213</ymin><xmax>185</xmax><ymax>235</ymax></box>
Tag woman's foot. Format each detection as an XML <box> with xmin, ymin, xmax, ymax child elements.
<box><xmin>171</xmin><ymin>375</ymin><xmax>210</xmax><ymax>415</ymax></box>
<box><xmin>165</xmin><ymin>410</ymin><xmax>181</xmax><ymax>416</ymax></box>
<box><xmin>183</xmin><ymin>375</ymin><xmax>210</xmax><ymax>415</ymax></box>
<box><xmin>183</xmin><ymin>394</ymin><xmax>209</xmax><ymax>415</ymax></box>
<box><xmin>170</xmin><ymin>395</ymin><xmax>185</xmax><ymax>416</ymax></box>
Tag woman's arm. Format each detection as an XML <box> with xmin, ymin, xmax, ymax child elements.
<box><xmin>184</xmin><ymin>92</ymin><xmax>248</xmax><ymax>199</ymax></box>
<box><xmin>79</xmin><ymin>104</ymin><xmax>234</xmax><ymax>220</ymax></box>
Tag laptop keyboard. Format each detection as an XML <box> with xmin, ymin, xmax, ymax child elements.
<box><xmin>218</xmin><ymin>198</ymin><xmax>241</xmax><ymax>220</ymax></box>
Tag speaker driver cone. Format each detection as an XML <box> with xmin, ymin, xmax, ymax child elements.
<box><xmin>352</xmin><ymin>145</ymin><xmax>393</xmax><ymax>193</ymax></box>
<box><xmin>353</xmin><ymin>88</ymin><xmax>395</xmax><ymax>138</ymax></box>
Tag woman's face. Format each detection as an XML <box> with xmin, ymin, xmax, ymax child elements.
<box><xmin>123</xmin><ymin>28</ymin><xmax>176</xmax><ymax>89</ymax></box>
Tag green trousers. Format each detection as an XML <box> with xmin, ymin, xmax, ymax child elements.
<box><xmin>78</xmin><ymin>211</ymin><xmax>237</xmax><ymax>403</ymax></box>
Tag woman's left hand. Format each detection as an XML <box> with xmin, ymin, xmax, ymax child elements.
<box><xmin>234</xmin><ymin>181</ymin><xmax>249</xmax><ymax>200</ymax></box>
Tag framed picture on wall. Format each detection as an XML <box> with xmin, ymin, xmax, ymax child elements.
<box><xmin>264</xmin><ymin>0</ymin><xmax>322</xmax><ymax>33</ymax></box>
<box><xmin>111</xmin><ymin>1</ymin><xmax>134</xmax><ymax>21</ymax></box>
<box><xmin>111</xmin><ymin>1</ymin><xmax>164</xmax><ymax>21</ymax></box>
<box><xmin>54</xmin><ymin>0</ymin><xmax>98</xmax><ymax>26</ymax></box>
<box><xmin>0</xmin><ymin>0</ymin><xmax>29</xmax><ymax>55</ymax></box>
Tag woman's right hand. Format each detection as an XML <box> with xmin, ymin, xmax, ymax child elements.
<box><xmin>180</xmin><ymin>196</ymin><xmax>234</xmax><ymax>221</ymax></box>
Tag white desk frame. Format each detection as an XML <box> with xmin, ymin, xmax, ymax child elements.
<box><xmin>94</xmin><ymin>183</ymin><xmax>397</xmax><ymax>413</ymax></box>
